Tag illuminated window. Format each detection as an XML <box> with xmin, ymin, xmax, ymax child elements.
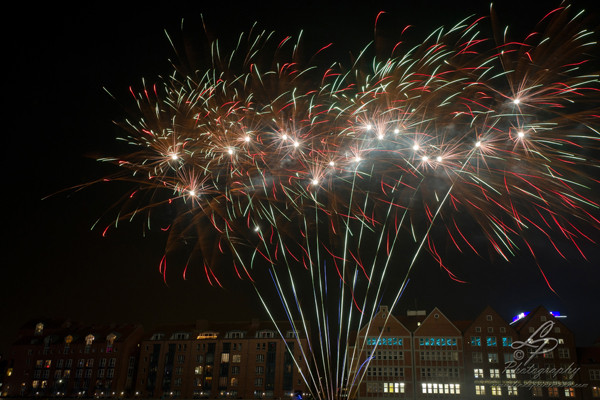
<box><xmin>35</xmin><ymin>323</ymin><xmax>44</xmax><ymax>335</ymax></box>
<box><xmin>490</xmin><ymin>369</ymin><xmax>500</xmax><ymax>378</ymax></box>
<box><xmin>383</xmin><ymin>382</ymin><xmax>404</xmax><ymax>393</ymax></box>
<box><xmin>548</xmin><ymin>387</ymin><xmax>559</xmax><ymax>397</ymax></box>
<box><xmin>6</xmin><ymin>368</ymin><xmax>13</xmax><ymax>377</ymax></box>
<box><xmin>507</xmin><ymin>386</ymin><xmax>518</xmax><ymax>395</ymax></box>
<box><xmin>532</xmin><ymin>387</ymin><xmax>543</xmax><ymax>396</ymax></box>
<box><xmin>221</xmin><ymin>353</ymin><xmax>230</xmax><ymax>363</ymax></box>
<box><xmin>564</xmin><ymin>388</ymin><xmax>575</xmax><ymax>397</ymax></box>
<box><xmin>505</xmin><ymin>369</ymin><xmax>516</xmax><ymax>379</ymax></box>
<box><xmin>106</xmin><ymin>333</ymin><xmax>117</xmax><ymax>353</ymax></box>
<box><xmin>590</xmin><ymin>386</ymin><xmax>599</xmax><ymax>397</ymax></box>
<box><xmin>474</xmin><ymin>368</ymin><xmax>484</xmax><ymax>378</ymax></box>
<box><xmin>231</xmin><ymin>377</ymin><xmax>238</xmax><ymax>387</ymax></box>
<box><xmin>475</xmin><ymin>385</ymin><xmax>485</xmax><ymax>395</ymax></box>
<box><xmin>195</xmin><ymin>366</ymin><xmax>203</xmax><ymax>375</ymax></box>
<box><xmin>491</xmin><ymin>386</ymin><xmax>502</xmax><ymax>396</ymax></box>
<box><xmin>32</xmin><ymin>380</ymin><xmax>39</xmax><ymax>388</ymax></box>
<box><xmin>85</xmin><ymin>334</ymin><xmax>95</xmax><ymax>346</ymax></box>
<box><xmin>471</xmin><ymin>337</ymin><xmax>481</xmax><ymax>346</ymax></box>
<box><xmin>44</xmin><ymin>360</ymin><xmax>52</xmax><ymax>369</ymax></box>
<box><xmin>488</xmin><ymin>353</ymin><xmax>498</xmax><ymax>363</ymax></box>
<box><xmin>502</xmin><ymin>337</ymin><xmax>512</xmax><ymax>347</ymax></box>
<box><xmin>487</xmin><ymin>337</ymin><xmax>497</xmax><ymax>346</ymax></box>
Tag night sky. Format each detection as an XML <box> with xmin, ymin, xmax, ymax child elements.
<box><xmin>3</xmin><ymin>1</ymin><xmax>600</xmax><ymax>356</ymax></box>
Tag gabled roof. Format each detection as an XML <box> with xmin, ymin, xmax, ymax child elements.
<box><xmin>414</xmin><ymin>307</ymin><xmax>462</xmax><ymax>336</ymax></box>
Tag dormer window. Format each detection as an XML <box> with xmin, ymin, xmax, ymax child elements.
<box><xmin>257</xmin><ymin>330</ymin><xmax>275</xmax><ymax>339</ymax></box>
<box><xmin>106</xmin><ymin>333</ymin><xmax>117</xmax><ymax>353</ymax></box>
<box><xmin>85</xmin><ymin>334</ymin><xmax>95</xmax><ymax>346</ymax></box>
<box><xmin>35</xmin><ymin>323</ymin><xmax>44</xmax><ymax>336</ymax></box>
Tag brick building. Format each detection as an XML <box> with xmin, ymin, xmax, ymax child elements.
<box><xmin>134</xmin><ymin>319</ymin><xmax>310</xmax><ymax>399</ymax></box>
<box><xmin>1</xmin><ymin>319</ymin><xmax>143</xmax><ymax>397</ymax></box>
<box><xmin>462</xmin><ymin>305</ymin><xmax>519</xmax><ymax>398</ymax></box>
<box><xmin>577</xmin><ymin>343</ymin><xmax>600</xmax><ymax>399</ymax></box>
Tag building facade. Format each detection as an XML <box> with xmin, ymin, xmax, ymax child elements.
<box><xmin>134</xmin><ymin>319</ymin><xmax>310</xmax><ymax>399</ymax></box>
<box><xmin>1</xmin><ymin>319</ymin><xmax>143</xmax><ymax>398</ymax></box>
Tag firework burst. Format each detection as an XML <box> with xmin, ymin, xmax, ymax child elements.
<box><xmin>92</xmin><ymin>4</ymin><xmax>599</xmax><ymax>400</ymax></box>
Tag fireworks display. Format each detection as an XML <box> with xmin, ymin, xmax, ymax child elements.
<box><xmin>95</xmin><ymin>4</ymin><xmax>599</xmax><ymax>400</ymax></box>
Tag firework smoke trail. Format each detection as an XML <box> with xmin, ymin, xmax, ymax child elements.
<box><xmin>91</xmin><ymin>4</ymin><xmax>600</xmax><ymax>400</ymax></box>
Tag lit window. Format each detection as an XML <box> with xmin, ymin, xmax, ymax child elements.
<box><xmin>475</xmin><ymin>385</ymin><xmax>485</xmax><ymax>395</ymax></box>
<box><xmin>505</xmin><ymin>369</ymin><xmax>516</xmax><ymax>379</ymax></box>
<box><xmin>590</xmin><ymin>386</ymin><xmax>599</xmax><ymax>397</ymax></box>
<box><xmin>502</xmin><ymin>337</ymin><xmax>512</xmax><ymax>347</ymax></box>
<box><xmin>35</xmin><ymin>323</ymin><xmax>44</xmax><ymax>335</ymax></box>
<box><xmin>471</xmin><ymin>337</ymin><xmax>481</xmax><ymax>346</ymax></box>
<box><xmin>488</xmin><ymin>353</ymin><xmax>498</xmax><ymax>363</ymax></box>
<box><xmin>487</xmin><ymin>337</ymin><xmax>497</xmax><ymax>346</ymax></box>
<box><xmin>490</xmin><ymin>369</ymin><xmax>500</xmax><ymax>378</ymax></box>
<box><xmin>474</xmin><ymin>369</ymin><xmax>484</xmax><ymax>378</ymax></box>
<box><xmin>532</xmin><ymin>387</ymin><xmax>543</xmax><ymax>397</ymax></box>
<box><xmin>491</xmin><ymin>386</ymin><xmax>502</xmax><ymax>396</ymax></box>
<box><xmin>85</xmin><ymin>334</ymin><xmax>95</xmax><ymax>346</ymax></box>
<box><xmin>195</xmin><ymin>366</ymin><xmax>203</xmax><ymax>375</ymax></box>
<box><xmin>548</xmin><ymin>387</ymin><xmax>559</xmax><ymax>397</ymax></box>
<box><xmin>564</xmin><ymin>387</ymin><xmax>575</xmax><ymax>397</ymax></box>
<box><xmin>232</xmin><ymin>354</ymin><xmax>241</xmax><ymax>363</ymax></box>
<box><xmin>507</xmin><ymin>386</ymin><xmax>518</xmax><ymax>395</ymax></box>
<box><xmin>221</xmin><ymin>353</ymin><xmax>230</xmax><ymax>363</ymax></box>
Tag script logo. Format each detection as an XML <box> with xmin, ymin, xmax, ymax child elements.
<box><xmin>511</xmin><ymin>320</ymin><xmax>558</xmax><ymax>366</ymax></box>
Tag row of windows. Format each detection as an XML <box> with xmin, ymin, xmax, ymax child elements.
<box><xmin>366</xmin><ymin>337</ymin><xmax>404</xmax><ymax>346</ymax></box>
<box><xmin>35</xmin><ymin>359</ymin><xmax>116</xmax><ymax>369</ymax></box>
<box><xmin>366</xmin><ymin>366</ymin><xmax>404</xmax><ymax>377</ymax></box>
<box><xmin>469</xmin><ymin>336</ymin><xmax>512</xmax><ymax>347</ymax></box>
<box><xmin>475</xmin><ymin>385</ymin><xmax>576</xmax><ymax>397</ymax></box>
<box><xmin>473</xmin><ymin>368</ymin><xmax>516</xmax><ymax>379</ymax></box>
<box><xmin>421</xmin><ymin>383</ymin><xmax>460</xmax><ymax>394</ymax></box>
<box><xmin>419</xmin><ymin>351</ymin><xmax>459</xmax><ymax>361</ymax></box>
<box><xmin>366</xmin><ymin>382</ymin><xmax>405</xmax><ymax>394</ymax></box>
<box><xmin>33</xmin><ymin>368</ymin><xmax>115</xmax><ymax>379</ymax></box>
<box><xmin>420</xmin><ymin>367</ymin><xmax>460</xmax><ymax>378</ymax></box>
<box><xmin>368</xmin><ymin>350</ymin><xmax>403</xmax><ymax>361</ymax></box>
<box><xmin>419</xmin><ymin>338</ymin><xmax>458</xmax><ymax>347</ymax></box>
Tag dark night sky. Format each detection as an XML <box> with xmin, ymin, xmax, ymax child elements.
<box><xmin>3</xmin><ymin>1</ymin><xmax>600</xmax><ymax>356</ymax></box>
